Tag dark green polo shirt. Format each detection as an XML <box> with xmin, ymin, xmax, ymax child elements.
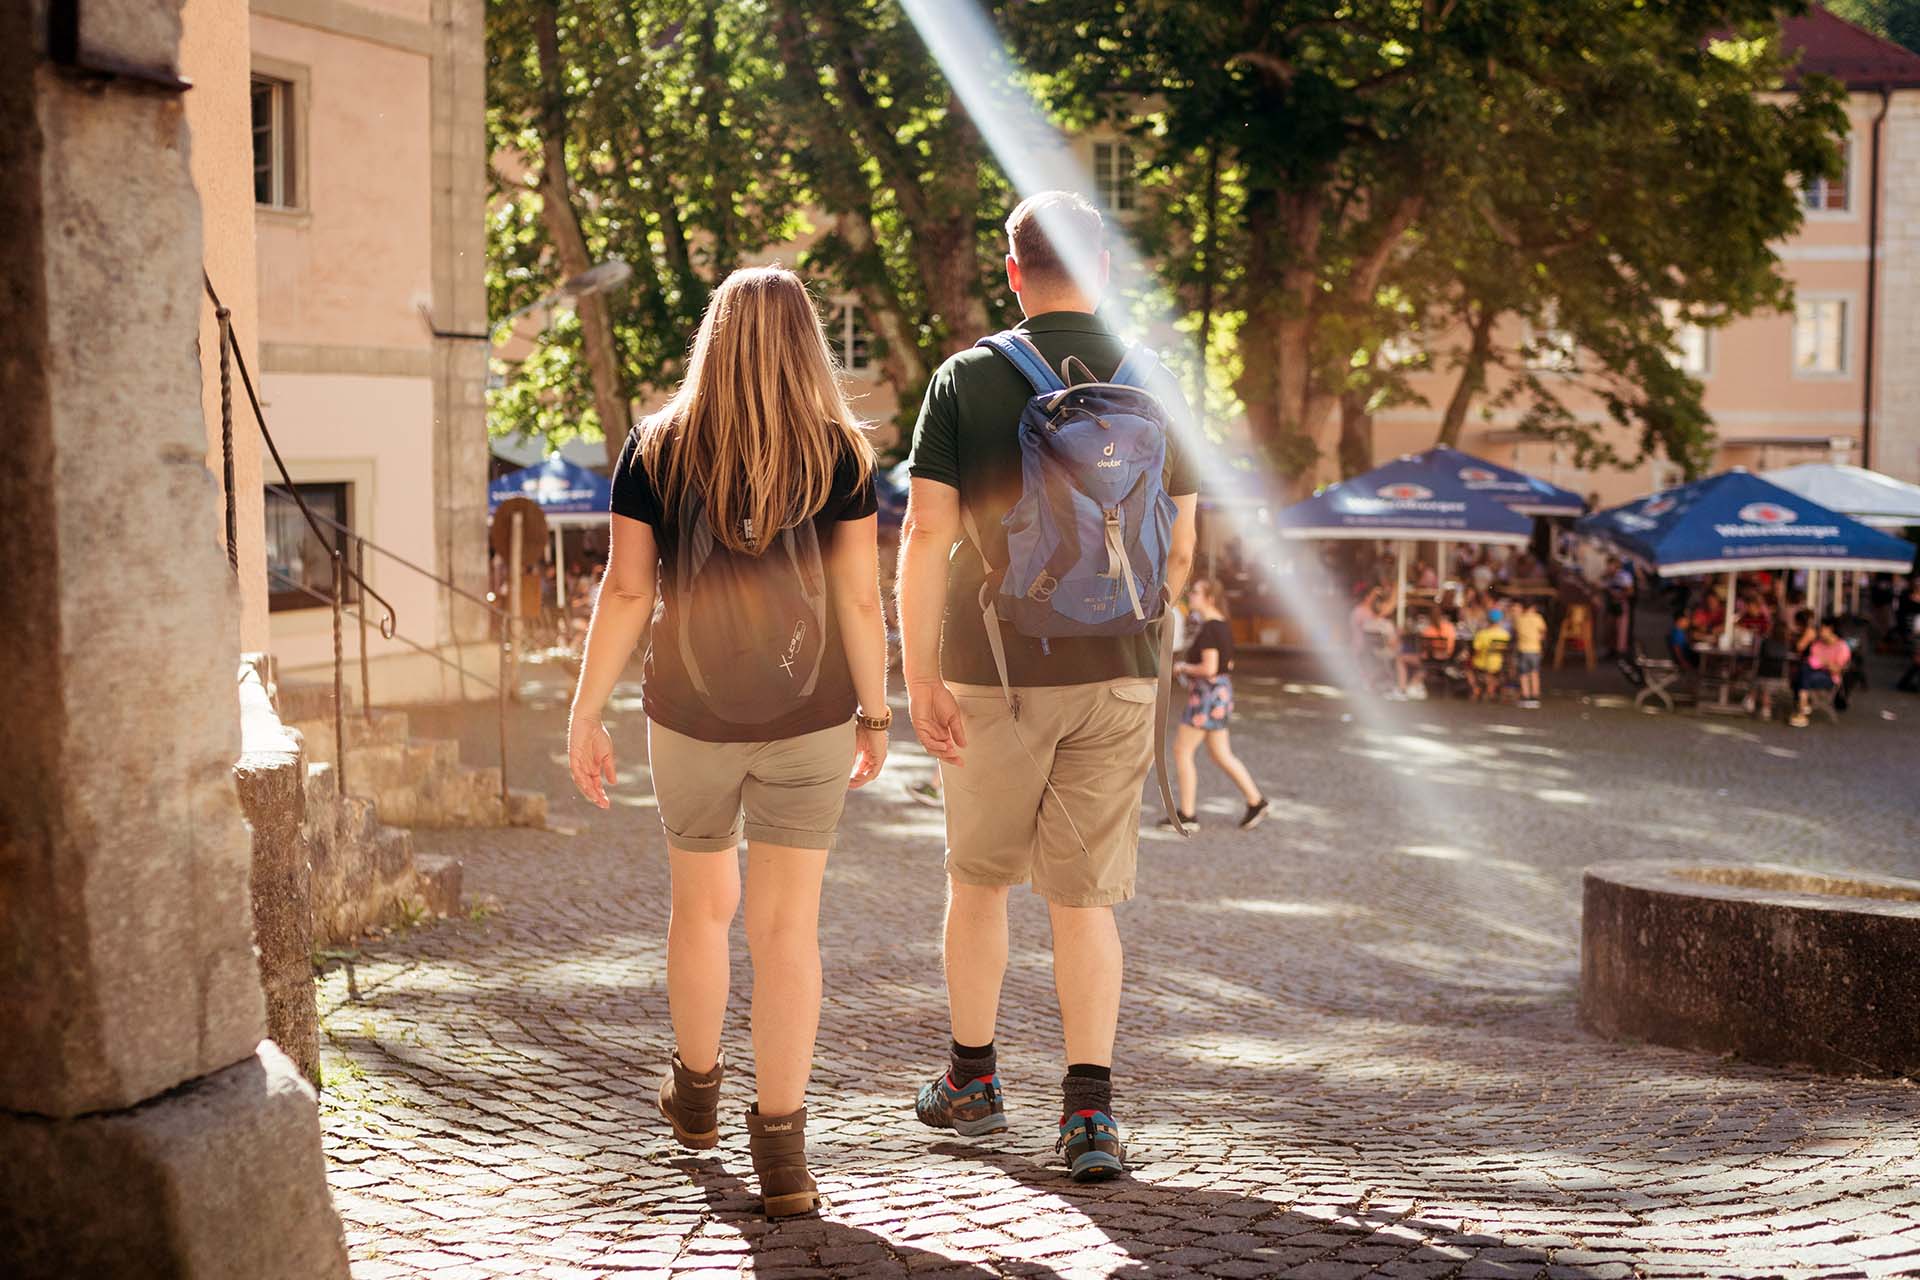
<box><xmin>906</xmin><ymin>310</ymin><xmax>1200</xmax><ymax>687</ymax></box>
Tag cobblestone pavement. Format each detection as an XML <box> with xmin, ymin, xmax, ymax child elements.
<box><xmin>318</xmin><ymin>657</ymin><xmax>1920</xmax><ymax>1279</ymax></box>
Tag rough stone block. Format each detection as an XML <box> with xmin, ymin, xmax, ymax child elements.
<box><xmin>0</xmin><ymin>1043</ymin><xmax>349</xmax><ymax>1279</ymax></box>
<box><xmin>0</xmin><ymin>56</ymin><xmax>264</xmax><ymax>1121</ymax></box>
<box><xmin>1582</xmin><ymin>859</ymin><xmax>1920</xmax><ymax>1076</ymax></box>
<box><xmin>233</xmin><ymin>664</ymin><xmax>321</xmax><ymax>1088</ymax></box>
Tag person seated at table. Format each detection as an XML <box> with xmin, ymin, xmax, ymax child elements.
<box><xmin>1456</xmin><ymin>590</ymin><xmax>1489</xmax><ymax>642</ymax></box>
<box><xmin>1510</xmin><ymin>550</ymin><xmax>1545</xmax><ymax>585</ymax></box>
<box><xmin>1469</xmin><ymin>608</ymin><xmax>1511</xmax><ymax>702</ymax></box>
<box><xmin>1734</xmin><ymin>589</ymin><xmax>1772</xmax><ymax>639</ymax></box>
<box><xmin>1689</xmin><ymin>586</ymin><xmax>1726</xmax><ymax>641</ymax></box>
<box><xmin>1666</xmin><ymin>612</ymin><xmax>1697</xmax><ymax>669</ymax></box>
<box><xmin>1393</xmin><ymin>610</ymin><xmax>1456</xmax><ymax>698</ymax></box>
<box><xmin>1413</xmin><ymin>559</ymin><xmax>1438</xmax><ymax>591</ymax></box>
<box><xmin>1789</xmin><ymin>616</ymin><xmax>1851</xmax><ymax>728</ymax></box>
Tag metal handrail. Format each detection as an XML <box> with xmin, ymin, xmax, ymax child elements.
<box><xmin>209</xmin><ymin>272</ymin><xmax>515</xmax><ymax>810</ymax></box>
<box><xmin>266</xmin><ymin>568</ymin><xmax>501</xmax><ymax>694</ymax></box>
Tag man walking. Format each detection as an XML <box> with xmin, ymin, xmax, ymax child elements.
<box><xmin>895</xmin><ymin>191</ymin><xmax>1198</xmax><ymax>1181</ymax></box>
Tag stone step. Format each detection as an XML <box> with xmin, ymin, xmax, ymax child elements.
<box><xmin>506</xmin><ymin>788</ymin><xmax>547</xmax><ymax>829</ymax></box>
<box><xmin>413</xmin><ymin>854</ymin><xmax>464</xmax><ymax>919</ymax></box>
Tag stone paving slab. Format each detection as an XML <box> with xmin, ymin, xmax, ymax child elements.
<box><xmin>318</xmin><ymin>664</ymin><xmax>1920</xmax><ymax>1277</ymax></box>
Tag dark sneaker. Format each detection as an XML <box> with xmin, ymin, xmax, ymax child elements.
<box><xmin>914</xmin><ymin>1069</ymin><xmax>1008</xmax><ymax>1138</ymax></box>
<box><xmin>1155</xmin><ymin>812</ymin><xmax>1196</xmax><ymax>829</ymax></box>
<box><xmin>1238</xmin><ymin>798</ymin><xmax>1271</xmax><ymax>830</ymax></box>
<box><xmin>1058</xmin><ymin>1108</ymin><xmax>1126</xmax><ymax>1181</ymax></box>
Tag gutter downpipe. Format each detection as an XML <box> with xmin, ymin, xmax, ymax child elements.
<box><xmin>1862</xmin><ymin>84</ymin><xmax>1892</xmax><ymax>472</ymax></box>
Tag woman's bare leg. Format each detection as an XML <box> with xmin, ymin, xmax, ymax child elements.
<box><xmin>743</xmin><ymin>842</ymin><xmax>830</xmax><ymax>1116</ymax></box>
<box><xmin>1173</xmin><ymin>723</ymin><xmax>1206</xmax><ymax>815</ymax></box>
<box><xmin>1204</xmin><ymin>729</ymin><xmax>1262</xmax><ymax>804</ymax></box>
<box><xmin>667</xmin><ymin>847</ymin><xmax>741</xmax><ymax>1073</ymax></box>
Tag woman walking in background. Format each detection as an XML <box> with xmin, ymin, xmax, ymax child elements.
<box><xmin>565</xmin><ymin>267</ymin><xmax>890</xmax><ymax>1218</ymax></box>
<box><xmin>1162</xmin><ymin>579</ymin><xmax>1270</xmax><ymax>830</ymax></box>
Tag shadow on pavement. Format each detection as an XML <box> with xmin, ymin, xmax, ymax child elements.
<box><xmin>678</xmin><ymin>1155</ymin><xmax>1005</xmax><ymax>1277</ymax></box>
<box><xmin>926</xmin><ymin>1142</ymin><xmax>1596</xmax><ymax>1279</ymax></box>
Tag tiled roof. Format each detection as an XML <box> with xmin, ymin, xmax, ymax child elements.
<box><xmin>1784</xmin><ymin>6</ymin><xmax>1920</xmax><ymax>90</ymax></box>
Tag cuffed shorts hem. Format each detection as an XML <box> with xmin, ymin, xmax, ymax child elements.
<box><xmin>1031</xmin><ymin>881</ymin><xmax>1135</xmax><ymax>909</ymax></box>
<box><xmin>743</xmin><ymin>822</ymin><xmax>837</xmax><ymax>851</ymax></box>
<box><xmin>945</xmin><ymin>861</ymin><xmax>1027</xmax><ymax>890</ymax></box>
<box><xmin>660</xmin><ymin>825</ymin><xmax>744</xmax><ymax>854</ymax></box>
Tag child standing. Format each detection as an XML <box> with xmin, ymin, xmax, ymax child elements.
<box><xmin>1513</xmin><ymin>599</ymin><xmax>1547</xmax><ymax>709</ymax></box>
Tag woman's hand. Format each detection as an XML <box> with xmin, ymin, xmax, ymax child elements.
<box><xmin>849</xmin><ymin>724</ymin><xmax>889</xmax><ymax>789</ymax></box>
<box><xmin>568</xmin><ymin>713</ymin><xmax>616</xmax><ymax>809</ymax></box>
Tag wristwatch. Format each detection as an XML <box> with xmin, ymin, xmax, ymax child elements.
<box><xmin>856</xmin><ymin>707</ymin><xmax>893</xmax><ymax>732</ymax></box>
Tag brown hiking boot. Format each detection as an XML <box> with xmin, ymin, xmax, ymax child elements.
<box><xmin>745</xmin><ymin>1105</ymin><xmax>820</xmax><ymax>1219</ymax></box>
<box><xmin>657</xmin><ymin>1050</ymin><xmax>723</xmax><ymax>1150</ymax></box>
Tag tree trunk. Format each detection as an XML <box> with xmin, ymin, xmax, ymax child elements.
<box><xmin>1438</xmin><ymin>304</ymin><xmax>1498</xmax><ymax>447</ymax></box>
<box><xmin>1339</xmin><ymin>385</ymin><xmax>1375</xmax><ymax>479</ymax></box>
<box><xmin>1193</xmin><ymin>143</ymin><xmax>1221</xmax><ymax>427</ymax></box>
<box><xmin>533</xmin><ymin>2</ymin><xmax>631</xmax><ymax>468</ymax></box>
<box><xmin>836</xmin><ymin>211</ymin><xmax>927</xmax><ymax>394</ymax></box>
<box><xmin>1234</xmin><ymin>187</ymin><xmax>1326</xmax><ymax>493</ymax></box>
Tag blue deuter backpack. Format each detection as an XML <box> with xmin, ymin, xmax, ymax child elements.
<box><xmin>963</xmin><ymin>330</ymin><xmax>1179</xmax><ymax>638</ymax></box>
<box><xmin>961</xmin><ymin>329</ymin><xmax>1189</xmax><ymax>837</ymax></box>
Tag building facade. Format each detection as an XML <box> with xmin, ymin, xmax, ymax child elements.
<box><xmin>1375</xmin><ymin>9</ymin><xmax>1920</xmax><ymax>503</ymax></box>
<box><xmin>245</xmin><ymin>0</ymin><xmax>492</xmax><ymax>704</ymax></box>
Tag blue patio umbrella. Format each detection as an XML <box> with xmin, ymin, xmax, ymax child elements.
<box><xmin>1274</xmin><ymin>454</ymin><xmax>1533</xmax><ymax>627</ymax></box>
<box><xmin>1412</xmin><ymin>445</ymin><xmax>1587</xmax><ymax>517</ymax></box>
<box><xmin>1576</xmin><ymin>470</ymin><xmax>1914</xmax><ymax>644</ymax></box>
<box><xmin>488</xmin><ymin>455</ymin><xmax>612</xmax><ymax>518</ymax></box>
<box><xmin>1273</xmin><ymin>455</ymin><xmax>1535</xmax><ymax>544</ymax></box>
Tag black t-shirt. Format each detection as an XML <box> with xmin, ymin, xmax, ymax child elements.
<box><xmin>1184</xmin><ymin>617</ymin><xmax>1234</xmax><ymax>675</ymax></box>
<box><xmin>906</xmin><ymin>311</ymin><xmax>1200</xmax><ymax>687</ymax></box>
<box><xmin>610</xmin><ymin>429</ymin><xmax>878</xmax><ymax>743</ymax></box>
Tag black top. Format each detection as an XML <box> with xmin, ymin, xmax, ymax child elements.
<box><xmin>610</xmin><ymin>429</ymin><xmax>878</xmax><ymax>743</ymax></box>
<box><xmin>1184</xmin><ymin>617</ymin><xmax>1234</xmax><ymax>676</ymax></box>
<box><xmin>907</xmin><ymin>310</ymin><xmax>1201</xmax><ymax>687</ymax></box>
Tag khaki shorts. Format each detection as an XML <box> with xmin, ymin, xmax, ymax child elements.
<box><xmin>940</xmin><ymin>678</ymin><xmax>1156</xmax><ymax>907</ymax></box>
<box><xmin>647</xmin><ymin>718</ymin><xmax>856</xmax><ymax>853</ymax></box>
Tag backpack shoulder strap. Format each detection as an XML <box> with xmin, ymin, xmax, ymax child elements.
<box><xmin>976</xmin><ymin>331</ymin><xmax>1067</xmax><ymax>396</ymax></box>
<box><xmin>1109</xmin><ymin>344</ymin><xmax>1161</xmax><ymax>390</ymax></box>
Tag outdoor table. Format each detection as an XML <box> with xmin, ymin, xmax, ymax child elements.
<box><xmin>1693</xmin><ymin>641</ymin><xmax>1755</xmax><ymax>714</ymax></box>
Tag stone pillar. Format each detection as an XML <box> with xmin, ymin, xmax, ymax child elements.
<box><xmin>0</xmin><ymin>6</ymin><xmax>347</xmax><ymax>1277</ymax></box>
<box><xmin>1872</xmin><ymin>94</ymin><xmax>1920</xmax><ymax>485</ymax></box>
<box><xmin>431</xmin><ymin>0</ymin><xmax>495</xmax><ymax>648</ymax></box>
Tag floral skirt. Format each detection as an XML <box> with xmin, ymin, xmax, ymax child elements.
<box><xmin>1182</xmin><ymin>675</ymin><xmax>1234</xmax><ymax>731</ymax></box>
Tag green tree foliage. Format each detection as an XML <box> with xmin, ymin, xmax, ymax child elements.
<box><xmin>1016</xmin><ymin>1</ymin><xmax>1847</xmax><ymax>487</ymax></box>
<box><xmin>488</xmin><ymin>0</ymin><xmax>805</xmax><ymax>462</ymax></box>
<box><xmin>1825</xmin><ymin>1</ymin><xmax>1920</xmax><ymax>53</ymax></box>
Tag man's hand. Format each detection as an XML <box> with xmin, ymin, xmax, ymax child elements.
<box><xmin>907</xmin><ymin>679</ymin><xmax>968</xmax><ymax>767</ymax></box>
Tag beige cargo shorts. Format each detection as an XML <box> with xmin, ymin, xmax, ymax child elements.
<box><xmin>939</xmin><ymin>677</ymin><xmax>1156</xmax><ymax>907</ymax></box>
<box><xmin>647</xmin><ymin>718</ymin><xmax>857</xmax><ymax>852</ymax></box>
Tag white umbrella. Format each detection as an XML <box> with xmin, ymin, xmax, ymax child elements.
<box><xmin>1762</xmin><ymin>463</ymin><xmax>1920</xmax><ymax>529</ymax></box>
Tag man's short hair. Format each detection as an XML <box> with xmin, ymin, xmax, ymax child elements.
<box><xmin>1005</xmin><ymin>191</ymin><xmax>1103</xmax><ymax>288</ymax></box>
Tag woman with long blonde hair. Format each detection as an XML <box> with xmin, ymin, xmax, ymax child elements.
<box><xmin>566</xmin><ymin>266</ymin><xmax>888</xmax><ymax>1218</ymax></box>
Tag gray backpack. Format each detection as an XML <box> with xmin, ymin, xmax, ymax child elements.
<box><xmin>672</xmin><ymin>496</ymin><xmax>829</xmax><ymax>727</ymax></box>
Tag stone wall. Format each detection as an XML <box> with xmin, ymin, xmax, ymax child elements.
<box><xmin>234</xmin><ymin>659</ymin><xmax>321</xmax><ymax>1087</ymax></box>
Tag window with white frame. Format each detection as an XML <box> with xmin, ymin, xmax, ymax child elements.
<box><xmin>1801</xmin><ymin>145</ymin><xmax>1851</xmax><ymax>213</ymax></box>
<box><xmin>1093</xmin><ymin>141</ymin><xmax>1137</xmax><ymax>213</ymax></box>
<box><xmin>1793</xmin><ymin>298</ymin><xmax>1848</xmax><ymax>375</ymax></box>
<box><xmin>251</xmin><ymin>75</ymin><xmax>298</xmax><ymax>208</ymax></box>
<box><xmin>828</xmin><ymin>300</ymin><xmax>872</xmax><ymax>374</ymax></box>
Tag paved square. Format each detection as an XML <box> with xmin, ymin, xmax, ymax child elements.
<box><xmin>318</xmin><ymin>663</ymin><xmax>1920</xmax><ymax>1278</ymax></box>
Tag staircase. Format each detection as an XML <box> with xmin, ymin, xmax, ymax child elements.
<box><xmin>282</xmin><ymin>689</ymin><xmax>547</xmax><ymax>830</ymax></box>
<box><xmin>303</xmin><ymin>760</ymin><xmax>464</xmax><ymax>944</ymax></box>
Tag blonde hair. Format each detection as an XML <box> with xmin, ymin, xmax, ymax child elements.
<box><xmin>637</xmin><ymin>266</ymin><xmax>874</xmax><ymax>555</ymax></box>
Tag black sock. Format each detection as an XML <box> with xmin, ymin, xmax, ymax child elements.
<box><xmin>949</xmin><ymin>1038</ymin><xmax>995</xmax><ymax>1084</ymax></box>
<box><xmin>1062</xmin><ymin>1064</ymin><xmax>1112</xmax><ymax>1116</ymax></box>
